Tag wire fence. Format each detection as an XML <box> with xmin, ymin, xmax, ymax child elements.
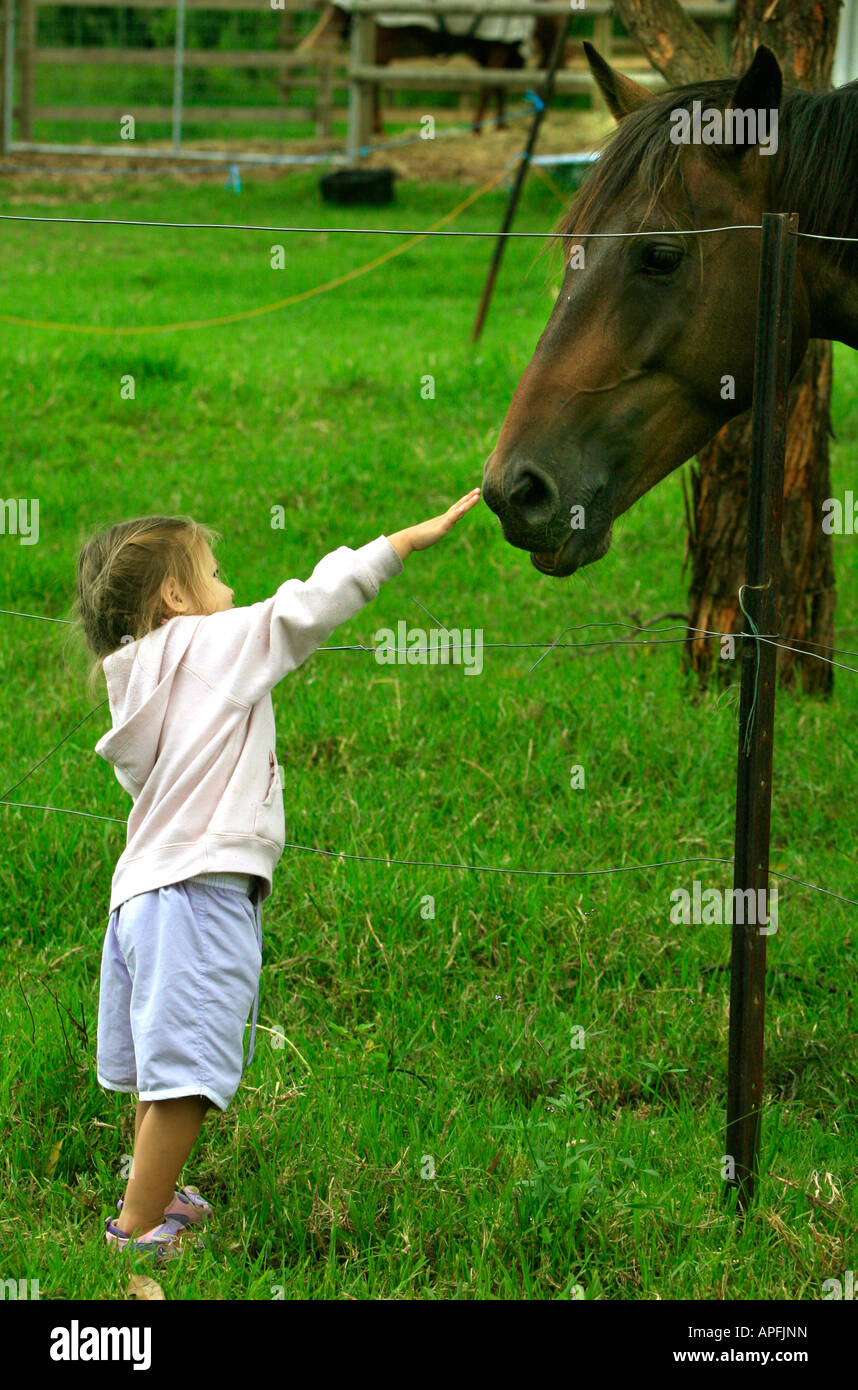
<box><xmin>1</xmin><ymin>605</ymin><xmax>856</xmax><ymax>910</ymax></box>
<box><xmin>1</xmin><ymin>189</ymin><xmax>856</xmax><ymax>920</ymax></box>
<box><xmin>3</xmin><ymin>210</ymin><xmax>857</xmax><ymax>241</ymax></box>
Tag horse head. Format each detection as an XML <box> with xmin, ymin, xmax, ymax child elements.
<box><xmin>481</xmin><ymin>42</ymin><xmax>827</xmax><ymax>577</ymax></box>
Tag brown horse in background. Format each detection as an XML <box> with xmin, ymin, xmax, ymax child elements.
<box><xmin>295</xmin><ymin>7</ymin><xmax>565</xmax><ymax>134</ymax></box>
<box><xmin>482</xmin><ymin>43</ymin><xmax>858</xmax><ymax>578</ymax></box>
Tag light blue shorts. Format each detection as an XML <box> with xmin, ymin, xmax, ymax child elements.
<box><xmin>96</xmin><ymin>875</ymin><xmax>263</xmax><ymax>1113</ymax></box>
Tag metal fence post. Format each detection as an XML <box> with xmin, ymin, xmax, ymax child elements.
<box><xmin>347</xmin><ymin>9</ymin><xmax>374</xmax><ymax>163</ymax></box>
<box><xmin>1</xmin><ymin>0</ymin><xmax>15</xmax><ymax>155</ymax></box>
<box><xmin>725</xmin><ymin>210</ymin><xmax>798</xmax><ymax>1212</ymax></box>
<box><xmin>18</xmin><ymin>0</ymin><xmax>32</xmax><ymax>141</ymax></box>
<box><xmin>172</xmin><ymin>0</ymin><xmax>186</xmax><ymax>153</ymax></box>
<box><xmin>471</xmin><ymin>13</ymin><xmax>571</xmax><ymax>341</ymax></box>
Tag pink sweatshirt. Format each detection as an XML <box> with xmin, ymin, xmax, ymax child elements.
<box><xmin>95</xmin><ymin>534</ymin><xmax>404</xmax><ymax>914</ymax></box>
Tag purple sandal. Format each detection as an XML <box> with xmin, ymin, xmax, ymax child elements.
<box><xmin>117</xmin><ymin>1185</ymin><xmax>213</xmax><ymax>1228</ymax></box>
<box><xmin>103</xmin><ymin>1215</ymin><xmax>187</xmax><ymax>1264</ymax></box>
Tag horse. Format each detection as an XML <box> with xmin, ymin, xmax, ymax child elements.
<box><xmin>296</xmin><ymin>5</ymin><xmax>564</xmax><ymax>135</ymax></box>
<box><xmin>481</xmin><ymin>42</ymin><xmax>858</xmax><ymax>578</ymax></box>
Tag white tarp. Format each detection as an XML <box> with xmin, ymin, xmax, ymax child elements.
<box><xmin>334</xmin><ymin>1</ymin><xmax>534</xmax><ymax>46</ymax></box>
<box><xmin>833</xmin><ymin>0</ymin><xmax>858</xmax><ymax>85</ymax></box>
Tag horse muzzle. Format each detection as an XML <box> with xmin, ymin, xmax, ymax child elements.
<box><xmin>482</xmin><ymin>450</ymin><xmax>613</xmax><ymax>576</ymax></box>
<box><xmin>529</xmin><ymin>522</ymin><xmax>614</xmax><ymax>576</ymax></box>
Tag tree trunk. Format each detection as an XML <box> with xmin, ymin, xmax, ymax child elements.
<box><xmin>684</xmin><ymin>342</ymin><xmax>836</xmax><ymax>692</ymax></box>
<box><xmin>612</xmin><ymin>0</ymin><xmax>728</xmax><ymax>84</ymax></box>
<box><xmin>613</xmin><ymin>0</ymin><xmax>840</xmax><ymax>694</ymax></box>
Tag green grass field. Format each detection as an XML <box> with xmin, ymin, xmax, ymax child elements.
<box><xmin>0</xmin><ymin>169</ymin><xmax>856</xmax><ymax>1300</ymax></box>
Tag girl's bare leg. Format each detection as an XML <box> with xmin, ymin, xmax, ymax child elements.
<box><xmin>116</xmin><ymin>1096</ymin><xmax>210</xmax><ymax>1236</ymax></box>
<box><xmin>133</xmin><ymin>1099</ymin><xmax>152</xmax><ymax>1151</ymax></box>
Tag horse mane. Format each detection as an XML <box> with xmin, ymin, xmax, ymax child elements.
<box><xmin>551</xmin><ymin>76</ymin><xmax>858</xmax><ymax>270</ymax></box>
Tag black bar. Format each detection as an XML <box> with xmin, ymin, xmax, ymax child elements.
<box><xmin>725</xmin><ymin>211</ymin><xmax>798</xmax><ymax>1211</ymax></box>
<box><xmin>470</xmin><ymin>14</ymin><xmax>571</xmax><ymax>343</ymax></box>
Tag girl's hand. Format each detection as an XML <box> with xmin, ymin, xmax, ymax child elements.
<box><xmin>388</xmin><ymin>488</ymin><xmax>481</xmax><ymax>560</ymax></box>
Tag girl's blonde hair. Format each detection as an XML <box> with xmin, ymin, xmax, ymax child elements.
<box><xmin>70</xmin><ymin>515</ymin><xmax>223</xmax><ymax>700</ymax></box>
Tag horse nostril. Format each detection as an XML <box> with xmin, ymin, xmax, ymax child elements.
<box><xmin>507</xmin><ymin>462</ymin><xmax>559</xmax><ymax>527</ymax></box>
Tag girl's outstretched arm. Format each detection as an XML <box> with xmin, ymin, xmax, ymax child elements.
<box><xmin>156</xmin><ymin>491</ymin><xmax>482</xmax><ymax>709</ymax></box>
<box><xmin>387</xmin><ymin>488</ymin><xmax>481</xmax><ymax>561</ymax></box>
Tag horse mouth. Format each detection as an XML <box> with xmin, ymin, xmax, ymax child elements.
<box><xmin>531</xmin><ymin>541</ymin><xmax>572</xmax><ymax>575</ymax></box>
<box><xmin>530</xmin><ymin>522</ymin><xmax>613</xmax><ymax>577</ymax></box>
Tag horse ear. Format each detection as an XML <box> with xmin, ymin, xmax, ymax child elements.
<box><xmin>583</xmin><ymin>41</ymin><xmax>655</xmax><ymax>122</ymax></box>
<box><xmin>725</xmin><ymin>44</ymin><xmax>783</xmax><ymax>153</ymax></box>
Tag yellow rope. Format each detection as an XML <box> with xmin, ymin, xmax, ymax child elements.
<box><xmin>0</xmin><ymin>165</ymin><xmax>514</xmax><ymax>337</ymax></box>
<box><xmin>529</xmin><ymin>159</ymin><xmax>573</xmax><ymax>206</ymax></box>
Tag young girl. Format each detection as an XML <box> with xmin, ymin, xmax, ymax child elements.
<box><xmin>74</xmin><ymin>488</ymin><xmax>481</xmax><ymax>1263</ymax></box>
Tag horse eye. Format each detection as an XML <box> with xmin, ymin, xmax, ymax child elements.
<box><xmin>640</xmin><ymin>245</ymin><xmax>683</xmax><ymax>275</ymax></box>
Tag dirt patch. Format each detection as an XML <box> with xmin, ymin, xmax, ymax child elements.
<box><xmin>362</xmin><ymin>106</ymin><xmax>613</xmax><ymax>187</ymax></box>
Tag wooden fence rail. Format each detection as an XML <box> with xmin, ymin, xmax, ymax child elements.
<box><xmin>0</xmin><ymin>0</ymin><xmax>345</xmax><ymax>148</ymax></box>
<box><xmin>344</xmin><ymin>1</ymin><xmax>732</xmax><ymax>156</ymax></box>
<box><xmin>347</xmin><ymin>1</ymin><xmax>732</xmax><ymax>13</ymax></box>
<box><xmin>0</xmin><ymin>0</ymin><xmax>735</xmax><ymax>161</ymax></box>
